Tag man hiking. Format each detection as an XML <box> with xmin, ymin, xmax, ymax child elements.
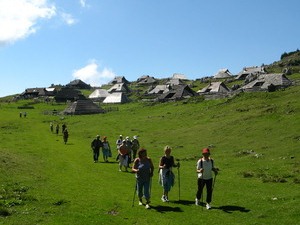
<box><xmin>91</xmin><ymin>135</ymin><xmax>103</xmax><ymax>163</ymax></box>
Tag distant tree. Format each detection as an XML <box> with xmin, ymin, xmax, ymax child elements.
<box><xmin>281</xmin><ymin>52</ymin><xmax>288</xmax><ymax>60</ymax></box>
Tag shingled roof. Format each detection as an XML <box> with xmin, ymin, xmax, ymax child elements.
<box><xmin>61</xmin><ymin>99</ymin><xmax>105</xmax><ymax>115</ymax></box>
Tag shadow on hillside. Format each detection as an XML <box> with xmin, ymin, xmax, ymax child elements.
<box><xmin>172</xmin><ymin>200</ymin><xmax>195</xmax><ymax>206</ymax></box>
<box><xmin>98</xmin><ymin>161</ymin><xmax>118</xmax><ymax>164</ymax></box>
<box><xmin>151</xmin><ymin>205</ymin><xmax>183</xmax><ymax>213</ymax></box>
<box><xmin>216</xmin><ymin>205</ymin><xmax>250</xmax><ymax>213</ymax></box>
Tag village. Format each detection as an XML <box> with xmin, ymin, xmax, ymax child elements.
<box><xmin>15</xmin><ymin>62</ymin><xmax>294</xmax><ymax>115</ymax></box>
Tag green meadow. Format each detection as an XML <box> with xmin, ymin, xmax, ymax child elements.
<box><xmin>1</xmin><ymin>77</ymin><xmax>300</xmax><ymax>225</ymax></box>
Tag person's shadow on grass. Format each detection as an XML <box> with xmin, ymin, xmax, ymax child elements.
<box><xmin>216</xmin><ymin>205</ymin><xmax>250</xmax><ymax>213</ymax></box>
<box><xmin>172</xmin><ymin>200</ymin><xmax>195</xmax><ymax>206</ymax></box>
<box><xmin>151</xmin><ymin>205</ymin><xmax>183</xmax><ymax>213</ymax></box>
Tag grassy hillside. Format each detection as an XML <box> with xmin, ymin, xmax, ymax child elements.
<box><xmin>1</xmin><ymin>75</ymin><xmax>300</xmax><ymax>225</ymax></box>
<box><xmin>266</xmin><ymin>49</ymin><xmax>300</xmax><ymax>74</ymax></box>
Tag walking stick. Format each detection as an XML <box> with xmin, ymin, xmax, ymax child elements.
<box><xmin>201</xmin><ymin>178</ymin><xmax>204</xmax><ymax>211</ymax></box>
<box><xmin>149</xmin><ymin>176</ymin><xmax>152</xmax><ymax>197</ymax></box>
<box><xmin>212</xmin><ymin>173</ymin><xmax>217</xmax><ymax>190</ymax></box>
<box><xmin>176</xmin><ymin>161</ymin><xmax>181</xmax><ymax>201</ymax></box>
<box><xmin>132</xmin><ymin>179</ymin><xmax>137</xmax><ymax>207</ymax></box>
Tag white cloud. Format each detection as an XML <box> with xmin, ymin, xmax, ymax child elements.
<box><xmin>61</xmin><ymin>12</ymin><xmax>77</xmax><ymax>25</ymax></box>
<box><xmin>72</xmin><ymin>61</ymin><xmax>116</xmax><ymax>87</ymax></box>
<box><xmin>79</xmin><ymin>0</ymin><xmax>87</xmax><ymax>8</ymax></box>
<box><xmin>0</xmin><ymin>0</ymin><xmax>56</xmax><ymax>45</ymax></box>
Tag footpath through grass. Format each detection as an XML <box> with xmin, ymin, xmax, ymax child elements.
<box><xmin>0</xmin><ymin>85</ymin><xmax>300</xmax><ymax>225</ymax></box>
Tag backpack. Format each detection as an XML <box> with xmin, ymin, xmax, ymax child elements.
<box><xmin>199</xmin><ymin>158</ymin><xmax>214</xmax><ymax>169</ymax></box>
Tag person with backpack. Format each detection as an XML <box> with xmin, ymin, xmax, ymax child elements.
<box><xmin>158</xmin><ymin>145</ymin><xmax>179</xmax><ymax>202</ymax></box>
<box><xmin>118</xmin><ymin>140</ymin><xmax>130</xmax><ymax>172</ymax></box>
<box><xmin>195</xmin><ymin>148</ymin><xmax>218</xmax><ymax>209</ymax></box>
<box><xmin>131</xmin><ymin>135</ymin><xmax>140</xmax><ymax>159</ymax></box>
<box><xmin>63</xmin><ymin>128</ymin><xmax>69</xmax><ymax>144</ymax></box>
<box><xmin>132</xmin><ymin>148</ymin><xmax>154</xmax><ymax>209</ymax></box>
<box><xmin>91</xmin><ymin>135</ymin><xmax>103</xmax><ymax>163</ymax></box>
<box><xmin>115</xmin><ymin>135</ymin><xmax>123</xmax><ymax>161</ymax></box>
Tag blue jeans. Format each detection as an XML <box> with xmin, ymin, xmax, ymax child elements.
<box><xmin>137</xmin><ymin>180</ymin><xmax>150</xmax><ymax>200</ymax></box>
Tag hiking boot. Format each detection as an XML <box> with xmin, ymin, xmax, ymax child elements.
<box><xmin>165</xmin><ymin>196</ymin><xmax>169</xmax><ymax>202</ymax></box>
<box><xmin>206</xmin><ymin>203</ymin><xmax>211</xmax><ymax>210</ymax></box>
<box><xmin>161</xmin><ymin>195</ymin><xmax>167</xmax><ymax>202</ymax></box>
<box><xmin>145</xmin><ymin>204</ymin><xmax>150</xmax><ymax>209</ymax></box>
<box><xmin>195</xmin><ymin>198</ymin><xmax>199</xmax><ymax>206</ymax></box>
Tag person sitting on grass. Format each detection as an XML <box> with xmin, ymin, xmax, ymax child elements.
<box><xmin>132</xmin><ymin>148</ymin><xmax>154</xmax><ymax>209</ymax></box>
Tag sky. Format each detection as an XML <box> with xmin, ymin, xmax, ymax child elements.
<box><xmin>1</xmin><ymin>0</ymin><xmax>300</xmax><ymax>97</ymax></box>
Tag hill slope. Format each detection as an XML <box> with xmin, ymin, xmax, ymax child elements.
<box><xmin>0</xmin><ymin>76</ymin><xmax>300</xmax><ymax>225</ymax></box>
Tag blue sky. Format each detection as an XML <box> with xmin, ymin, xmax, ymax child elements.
<box><xmin>1</xmin><ymin>0</ymin><xmax>299</xmax><ymax>97</ymax></box>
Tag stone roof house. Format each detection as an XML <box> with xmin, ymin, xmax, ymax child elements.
<box><xmin>242</xmin><ymin>73</ymin><xmax>292</xmax><ymax>92</ymax></box>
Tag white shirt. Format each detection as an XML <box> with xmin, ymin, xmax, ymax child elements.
<box><xmin>196</xmin><ymin>158</ymin><xmax>213</xmax><ymax>179</ymax></box>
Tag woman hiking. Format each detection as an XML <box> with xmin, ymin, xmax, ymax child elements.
<box><xmin>195</xmin><ymin>148</ymin><xmax>218</xmax><ymax>209</ymax></box>
<box><xmin>132</xmin><ymin>148</ymin><xmax>154</xmax><ymax>209</ymax></box>
<box><xmin>158</xmin><ymin>146</ymin><xmax>179</xmax><ymax>202</ymax></box>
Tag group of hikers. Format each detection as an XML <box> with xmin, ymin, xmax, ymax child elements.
<box><xmin>91</xmin><ymin>134</ymin><xmax>219</xmax><ymax>210</ymax></box>
<box><xmin>50</xmin><ymin>122</ymin><xmax>69</xmax><ymax>144</ymax></box>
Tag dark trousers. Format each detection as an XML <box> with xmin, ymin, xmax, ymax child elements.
<box><xmin>196</xmin><ymin>178</ymin><xmax>213</xmax><ymax>203</ymax></box>
<box><xmin>93</xmin><ymin>149</ymin><xmax>100</xmax><ymax>161</ymax></box>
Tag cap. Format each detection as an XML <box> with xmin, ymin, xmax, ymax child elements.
<box><xmin>133</xmin><ymin>135</ymin><xmax>137</xmax><ymax>139</ymax></box>
<box><xmin>202</xmin><ymin>148</ymin><xmax>210</xmax><ymax>154</ymax></box>
<box><xmin>96</xmin><ymin>135</ymin><xmax>100</xmax><ymax>138</ymax></box>
<box><xmin>126</xmin><ymin>136</ymin><xmax>130</xmax><ymax>140</ymax></box>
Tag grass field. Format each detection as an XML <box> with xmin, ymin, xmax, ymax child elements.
<box><xmin>1</xmin><ymin>77</ymin><xmax>300</xmax><ymax>225</ymax></box>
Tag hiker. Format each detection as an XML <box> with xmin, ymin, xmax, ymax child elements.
<box><xmin>132</xmin><ymin>148</ymin><xmax>154</xmax><ymax>209</ymax></box>
<box><xmin>50</xmin><ymin>122</ymin><xmax>53</xmax><ymax>133</ymax></box>
<box><xmin>23</xmin><ymin>112</ymin><xmax>27</xmax><ymax>118</ymax></box>
<box><xmin>115</xmin><ymin>135</ymin><xmax>123</xmax><ymax>161</ymax></box>
<box><xmin>102</xmin><ymin>136</ymin><xmax>111</xmax><ymax>162</ymax></box>
<box><xmin>55</xmin><ymin>124</ymin><xmax>59</xmax><ymax>135</ymax></box>
<box><xmin>63</xmin><ymin>128</ymin><xmax>69</xmax><ymax>144</ymax></box>
<box><xmin>125</xmin><ymin>136</ymin><xmax>133</xmax><ymax>164</ymax></box>
<box><xmin>118</xmin><ymin>140</ymin><xmax>129</xmax><ymax>172</ymax></box>
<box><xmin>159</xmin><ymin>145</ymin><xmax>179</xmax><ymax>202</ymax></box>
<box><xmin>195</xmin><ymin>148</ymin><xmax>218</xmax><ymax>209</ymax></box>
<box><xmin>91</xmin><ymin>135</ymin><xmax>103</xmax><ymax>163</ymax></box>
<box><xmin>131</xmin><ymin>135</ymin><xmax>140</xmax><ymax>159</ymax></box>
<box><xmin>19</xmin><ymin>112</ymin><xmax>22</xmax><ymax>118</ymax></box>
<box><xmin>62</xmin><ymin>123</ymin><xmax>67</xmax><ymax>133</ymax></box>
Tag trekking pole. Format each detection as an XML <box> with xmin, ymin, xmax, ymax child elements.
<box><xmin>212</xmin><ymin>173</ymin><xmax>217</xmax><ymax>190</ymax></box>
<box><xmin>149</xmin><ymin>176</ymin><xmax>152</xmax><ymax>197</ymax></box>
<box><xmin>176</xmin><ymin>159</ymin><xmax>181</xmax><ymax>201</ymax></box>
<box><xmin>201</xmin><ymin>178</ymin><xmax>204</xmax><ymax>211</ymax></box>
<box><xmin>132</xmin><ymin>179</ymin><xmax>137</xmax><ymax>207</ymax></box>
